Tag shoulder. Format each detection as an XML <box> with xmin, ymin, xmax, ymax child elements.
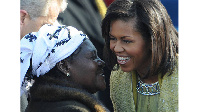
<box><xmin>50</xmin><ymin>100</ymin><xmax>91</xmax><ymax>112</ymax></box>
<box><xmin>25</xmin><ymin>100</ymin><xmax>91</xmax><ymax>112</ymax></box>
<box><xmin>110</xmin><ymin>66</ymin><xmax>133</xmax><ymax>87</ymax></box>
<box><xmin>110</xmin><ymin>66</ymin><xmax>132</xmax><ymax>81</ymax></box>
<box><xmin>26</xmin><ymin>83</ymin><xmax>109</xmax><ymax>112</ymax></box>
<box><xmin>110</xmin><ymin>67</ymin><xmax>135</xmax><ymax>112</ymax></box>
<box><xmin>159</xmin><ymin>67</ymin><xmax>178</xmax><ymax>111</ymax></box>
<box><xmin>162</xmin><ymin>65</ymin><xmax>178</xmax><ymax>86</ymax></box>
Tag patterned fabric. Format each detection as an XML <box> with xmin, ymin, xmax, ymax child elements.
<box><xmin>110</xmin><ymin>66</ymin><xmax>178</xmax><ymax>112</ymax></box>
<box><xmin>137</xmin><ymin>79</ymin><xmax>160</xmax><ymax>95</ymax></box>
<box><xmin>20</xmin><ymin>24</ymin><xmax>88</xmax><ymax>96</ymax></box>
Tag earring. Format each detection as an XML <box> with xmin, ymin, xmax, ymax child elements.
<box><xmin>66</xmin><ymin>72</ymin><xmax>70</xmax><ymax>77</ymax></box>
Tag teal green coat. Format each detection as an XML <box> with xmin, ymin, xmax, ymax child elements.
<box><xmin>110</xmin><ymin>67</ymin><xmax>178</xmax><ymax>112</ymax></box>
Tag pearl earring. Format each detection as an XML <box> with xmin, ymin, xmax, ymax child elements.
<box><xmin>66</xmin><ymin>72</ymin><xmax>70</xmax><ymax>77</ymax></box>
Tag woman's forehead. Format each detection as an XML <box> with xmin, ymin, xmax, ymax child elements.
<box><xmin>79</xmin><ymin>39</ymin><xmax>96</xmax><ymax>54</ymax></box>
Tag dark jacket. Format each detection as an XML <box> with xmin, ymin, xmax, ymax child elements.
<box><xmin>57</xmin><ymin>0</ymin><xmax>104</xmax><ymax>59</ymax></box>
<box><xmin>57</xmin><ymin>1</ymin><xmax>113</xmax><ymax>111</ymax></box>
<box><xmin>25</xmin><ymin>83</ymin><xmax>109</xmax><ymax>112</ymax></box>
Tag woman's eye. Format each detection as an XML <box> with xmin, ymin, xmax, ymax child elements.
<box><xmin>91</xmin><ymin>55</ymin><xmax>98</xmax><ymax>60</ymax></box>
<box><xmin>110</xmin><ymin>37</ymin><xmax>116</xmax><ymax>41</ymax></box>
<box><xmin>88</xmin><ymin>51</ymin><xmax>98</xmax><ymax>60</ymax></box>
<box><xmin>91</xmin><ymin>56</ymin><xmax>95</xmax><ymax>60</ymax></box>
<box><xmin>123</xmin><ymin>40</ymin><xmax>132</xmax><ymax>43</ymax></box>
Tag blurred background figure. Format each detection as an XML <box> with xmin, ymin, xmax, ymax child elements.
<box><xmin>20</xmin><ymin>0</ymin><xmax>67</xmax><ymax>40</ymax></box>
<box><xmin>57</xmin><ymin>0</ymin><xmax>113</xmax><ymax>111</ymax></box>
<box><xmin>57</xmin><ymin>0</ymin><xmax>105</xmax><ymax>59</ymax></box>
<box><xmin>104</xmin><ymin>0</ymin><xmax>114</xmax><ymax>7</ymax></box>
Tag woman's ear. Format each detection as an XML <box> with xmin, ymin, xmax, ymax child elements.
<box><xmin>20</xmin><ymin>10</ymin><xmax>28</xmax><ymax>25</ymax></box>
<box><xmin>56</xmin><ymin>60</ymin><xmax>70</xmax><ymax>76</ymax></box>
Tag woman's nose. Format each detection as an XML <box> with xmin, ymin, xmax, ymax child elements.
<box><xmin>113</xmin><ymin>41</ymin><xmax>124</xmax><ymax>53</ymax></box>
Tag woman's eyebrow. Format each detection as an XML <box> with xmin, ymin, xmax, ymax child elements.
<box><xmin>109</xmin><ymin>33</ymin><xmax>131</xmax><ymax>39</ymax></box>
<box><xmin>86</xmin><ymin>49</ymin><xmax>97</xmax><ymax>56</ymax></box>
<box><xmin>109</xmin><ymin>33</ymin><xmax>115</xmax><ymax>37</ymax></box>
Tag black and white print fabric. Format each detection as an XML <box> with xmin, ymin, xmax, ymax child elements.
<box><xmin>20</xmin><ymin>24</ymin><xmax>87</xmax><ymax>95</ymax></box>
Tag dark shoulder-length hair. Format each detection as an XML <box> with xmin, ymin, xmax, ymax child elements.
<box><xmin>102</xmin><ymin>0</ymin><xmax>178</xmax><ymax>77</ymax></box>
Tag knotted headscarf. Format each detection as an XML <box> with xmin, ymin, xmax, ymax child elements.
<box><xmin>20</xmin><ymin>24</ymin><xmax>88</xmax><ymax>95</ymax></box>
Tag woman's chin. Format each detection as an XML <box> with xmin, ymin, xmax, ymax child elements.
<box><xmin>97</xmin><ymin>74</ymin><xmax>106</xmax><ymax>91</ymax></box>
<box><xmin>89</xmin><ymin>81</ymin><xmax>106</xmax><ymax>94</ymax></box>
<box><xmin>120</xmin><ymin>65</ymin><xmax>133</xmax><ymax>72</ymax></box>
<box><xmin>98</xmin><ymin>81</ymin><xmax>106</xmax><ymax>91</ymax></box>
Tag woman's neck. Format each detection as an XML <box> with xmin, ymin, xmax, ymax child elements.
<box><xmin>139</xmin><ymin>74</ymin><xmax>158</xmax><ymax>84</ymax></box>
<box><xmin>136</xmin><ymin>66</ymin><xmax>158</xmax><ymax>84</ymax></box>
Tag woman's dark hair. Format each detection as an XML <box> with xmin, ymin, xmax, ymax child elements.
<box><xmin>102</xmin><ymin>0</ymin><xmax>178</xmax><ymax>77</ymax></box>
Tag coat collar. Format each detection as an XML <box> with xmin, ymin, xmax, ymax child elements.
<box><xmin>29</xmin><ymin>82</ymin><xmax>109</xmax><ymax>112</ymax></box>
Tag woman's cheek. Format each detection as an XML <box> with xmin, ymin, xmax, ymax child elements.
<box><xmin>110</xmin><ymin>42</ymin><xmax>115</xmax><ymax>51</ymax></box>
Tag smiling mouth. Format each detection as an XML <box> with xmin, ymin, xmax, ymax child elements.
<box><xmin>97</xmin><ymin>69</ymin><xmax>105</xmax><ymax>77</ymax></box>
<box><xmin>117</xmin><ymin>56</ymin><xmax>131</xmax><ymax>65</ymax></box>
<box><xmin>100</xmin><ymin>73</ymin><xmax>105</xmax><ymax>77</ymax></box>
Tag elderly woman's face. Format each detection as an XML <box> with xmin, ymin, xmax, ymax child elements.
<box><xmin>68</xmin><ymin>39</ymin><xmax>106</xmax><ymax>93</ymax></box>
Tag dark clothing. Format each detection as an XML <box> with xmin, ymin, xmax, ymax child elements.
<box><xmin>57</xmin><ymin>0</ymin><xmax>113</xmax><ymax>111</ymax></box>
<box><xmin>57</xmin><ymin>0</ymin><xmax>104</xmax><ymax>59</ymax></box>
<box><xmin>104</xmin><ymin>0</ymin><xmax>114</xmax><ymax>7</ymax></box>
<box><xmin>25</xmin><ymin>83</ymin><xmax>109</xmax><ymax>112</ymax></box>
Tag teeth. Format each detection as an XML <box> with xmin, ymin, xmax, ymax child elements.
<box><xmin>99</xmin><ymin>73</ymin><xmax>105</xmax><ymax>77</ymax></box>
<box><xmin>117</xmin><ymin>56</ymin><xmax>130</xmax><ymax>60</ymax></box>
<box><xmin>117</xmin><ymin>56</ymin><xmax>131</xmax><ymax>65</ymax></box>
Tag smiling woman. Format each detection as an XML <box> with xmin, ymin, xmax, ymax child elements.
<box><xmin>63</xmin><ymin>39</ymin><xmax>106</xmax><ymax>94</ymax></box>
<box><xmin>109</xmin><ymin>19</ymin><xmax>151</xmax><ymax>73</ymax></box>
<box><xmin>20</xmin><ymin>24</ymin><xmax>109</xmax><ymax>112</ymax></box>
<box><xmin>102</xmin><ymin>0</ymin><xmax>178</xmax><ymax>111</ymax></box>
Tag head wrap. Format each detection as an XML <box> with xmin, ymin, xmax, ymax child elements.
<box><xmin>20</xmin><ymin>24</ymin><xmax>88</xmax><ymax>95</ymax></box>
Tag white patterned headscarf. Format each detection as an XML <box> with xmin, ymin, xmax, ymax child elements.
<box><xmin>20</xmin><ymin>24</ymin><xmax>88</xmax><ymax>95</ymax></box>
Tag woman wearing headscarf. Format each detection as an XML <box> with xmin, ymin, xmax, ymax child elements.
<box><xmin>20</xmin><ymin>24</ymin><xmax>109</xmax><ymax>112</ymax></box>
<box><xmin>57</xmin><ymin>1</ymin><xmax>113</xmax><ymax>111</ymax></box>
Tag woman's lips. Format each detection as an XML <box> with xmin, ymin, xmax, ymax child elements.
<box><xmin>97</xmin><ymin>69</ymin><xmax>105</xmax><ymax>77</ymax></box>
<box><xmin>117</xmin><ymin>56</ymin><xmax>131</xmax><ymax>65</ymax></box>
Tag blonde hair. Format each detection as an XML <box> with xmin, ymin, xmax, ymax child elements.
<box><xmin>20</xmin><ymin>0</ymin><xmax>67</xmax><ymax>20</ymax></box>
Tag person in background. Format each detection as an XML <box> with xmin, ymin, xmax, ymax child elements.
<box><xmin>57</xmin><ymin>0</ymin><xmax>113</xmax><ymax>111</ymax></box>
<box><xmin>20</xmin><ymin>0</ymin><xmax>67</xmax><ymax>39</ymax></box>
<box><xmin>57</xmin><ymin>0</ymin><xmax>106</xmax><ymax>61</ymax></box>
<box><xmin>102</xmin><ymin>0</ymin><xmax>178</xmax><ymax>111</ymax></box>
<box><xmin>20</xmin><ymin>0</ymin><xmax>67</xmax><ymax>111</ymax></box>
<box><xmin>21</xmin><ymin>24</ymin><xmax>110</xmax><ymax>112</ymax></box>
